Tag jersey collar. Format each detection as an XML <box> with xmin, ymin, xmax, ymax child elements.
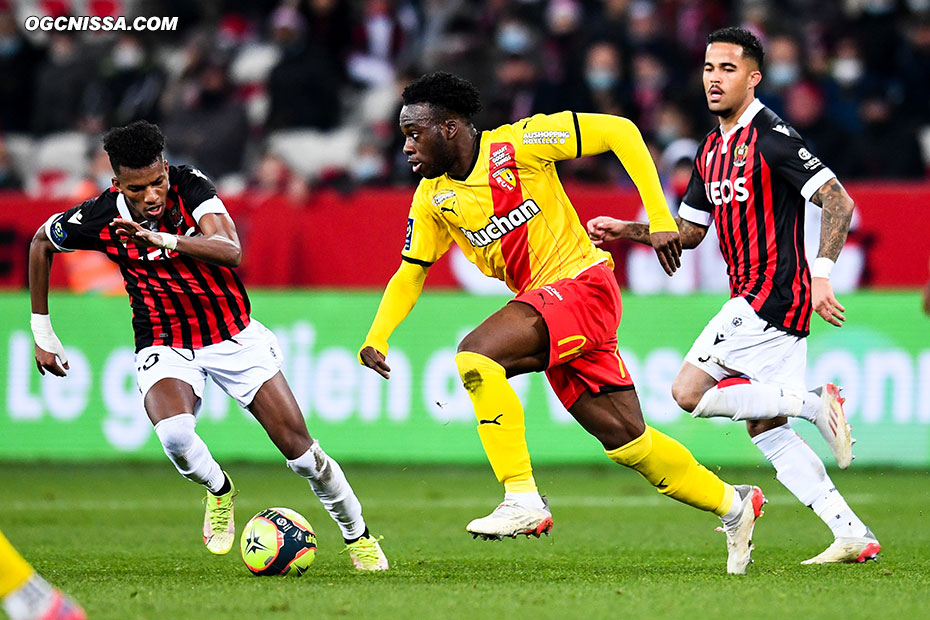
<box><xmin>116</xmin><ymin>192</ymin><xmax>133</xmax><ymax>220</ymax></box>
<box><xmin>718</xmin><ymin>98</ymin><xmax>764</xmax><ymax>147</ymax></box>
<box><xmin>449</xmin><ymin>131</ymin><xmax>483</xmax><ymax>182</ymax></box>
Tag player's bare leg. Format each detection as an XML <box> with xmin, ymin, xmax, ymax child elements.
<box><xmin>674</xmin><ymin>363</ymin><xmax>878</xmax><ymax>564</ymax></box>
<box><xmin>569</xmin><ymin>388</ymin><xmax>762</xmax><ymax>573</ymax></box>
<box><xmin>248</xmin><ymin>372</ymin><xmax>387</xmax><ymax>570</ymax></box>
<box><xmin>146</xmin><ymin>378</ymin><xmax>236</xmax><ymax>554</ymax></box>
<box><xmin>456</xmin><ymin>302</ymin><xmax>553</xmax><ymax>540</ymax></box>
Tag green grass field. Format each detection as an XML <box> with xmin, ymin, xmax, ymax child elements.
<box><xmin>1</xmin><ymin>462</ymin><xmax>927</xmax><ymax>620</ymax></box>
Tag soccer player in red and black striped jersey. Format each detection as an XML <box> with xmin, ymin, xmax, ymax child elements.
<box><xmin>28</xmin><ymin>121</ymin><xmax>388</xmax><ymax>570</ymax></box>
<box><xmin>588</xmin><ymin>27</ymin><xmax>880</xmax><ymax>564</ymax></box>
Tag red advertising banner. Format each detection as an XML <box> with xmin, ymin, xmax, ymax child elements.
<box><xmin>0</xmin><ymin>182</ymin><xmax>927</xmax><ymax>290</ymax></box>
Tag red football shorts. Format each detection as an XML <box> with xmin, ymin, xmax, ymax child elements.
<box><xmin>511</xmin><ymin>263</ymin><xmax>634</xmax><ymax>410</ymax></box>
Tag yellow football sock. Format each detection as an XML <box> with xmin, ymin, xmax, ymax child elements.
<box><xmin>605</xmin><ymin>426</ymin><xmax>734</xmax><ymax>516</ymax></box>
<box><xmin>0</xmin><ymin>529</ymin><xmax>36</xmax><ymax>598</ymax></box>
<box><xmin>455</xmin><ymin>351</ymin><xmax>537</xmax><ymax>494</ymax></box>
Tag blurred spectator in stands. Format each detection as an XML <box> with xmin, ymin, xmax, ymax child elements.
<box><xmin>561</xmin><ymin>39</ymin><xmax>631</xmax><ymax>182</ymax></box>
<box><xmin>652</xmin><ymin>101</ymin><xmax>694</xmax><ymax>150</ymax></box>
<box><xmin>481</xmin><ymin>17</ymin><xmax>552</xmax><ymax>130</ymax></box>
<box><xmin>159</xmin><ymin>30</ymin><xmax>212</xmax><ymax>120</ymax></box>
<box><xmin>303</xmin><ymin>0</ymin><xmax>353</xmax><ymax>74</ymax></box>
<box><xmin>537</xmin><ymin>0</ymin><xmax>586</xmax><ymax>111</ymax></box>
<box><xmin>0</xmin><ymin>135</ymin><xmax>22</xmax><ymax>191</ymax></box>
<box><xmin>584</xmin><ymin>0</ymin><xmax>630</xmax><ymax>52</ymax></box>
<box><xmin>424</xmin><ymin>11</ymin><xmax>488</xmax><ymax>87</ymax></box>
<box><xmin>161</xmin><ymin>56</ymin><xmax>249</xmax><ymax>179</ymax></box>
<box><xmin>625</xmin><ymin>0</ymin><xmax>668</xmax><ymax>54</ymax></box>
<box><xmin>852</xmin><ymin>90</ymin><xmax>925</xmax><ymax>178</ymax></box>
<box><xmin>32</xmin><ymin>33</ymin><xmax>95</xmax><ymax>134</ymax></box>
<box><xmin>0</xmin><ymin>9</ymin><xmax>43</xmax><ymax>132</ymax></box>
<box><xmin>71</xmin><ymin>145</ymin><xmax>114</xmax><ymax>201</ymax></box>
<box><xmin>248</xmin><ymin>150</ymin><xmax>310</xmax><ymax>203</ymax></box>
<box><xmin>823</xmin><ymin>36</ymin><xmax>867</xmax><ymax>133</ymax></box>
<box><xmin>756</xmin><ymin>33</ymin><xmax>802</xmax><ymax>117</ymax></box>
<box><xmin>348</xmin><ymin>0</ymin><xmax>413</xmax><ymax>87</ymax></box>
<box><xmin>899</xmin><ymin>16</ymin><xmax>930</xmax><ymax>127</ymax></box>
<box><xmin>265</xmin><ymin>3</ymin><xmax>344</xmax><ymax>131</ymax></box>
<box><xmin>574</xmin><ymin>40</ymin><xmax>631</xmax><ymax>117</ymax></box>
<box><xmin>784</xmin><ymin>80</ymin><xmax>855</xmax><ymax>177</ymax></box>
<box><xmin>349</xmin><ymin>142</ymin><xmax>390</xmax><ymax>187</ymax></box>
<box><xmin>83</xmin><ymin>35</ymin><xmax>164</xmax><ymax>133</ymax></box>
<box><xmin>630</xmin><ymin>50</ymin><xmax>670</xmax><ymax>133</ymax></box>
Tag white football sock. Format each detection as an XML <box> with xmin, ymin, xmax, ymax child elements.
<box><xmin>798</xmin><ymin>389</ymin><xmax>822</xmax><ymax>423</ymax></box>
<box><xmin>287</xmin><ymin>440</ymin><xmax>366</xmax><ymax>540</ymax></box>
<box><xmin>504</xmin><ymin>491</ymin><xmax>546</xmax><ymax>511</ymax></box>
<box><xmin>2</xmin><ymin>573</ymin><xmax>55</xmax><ymax>620</ymax></box>
<box><xmin>752</xmin><ymin>424</ymin><xmax>867</xmax><ymax>539</ymax></box>
<box><xmin>692</xmin><ymin>378</ymin><xmax>803</xmax><ymax>420</ymax></box>
<box><xmin>153</xmin><ymin>413</ymin><xmax>226</xmax><ymax>493</ymax></box>
<box><xmin>719</xmin><ymin>484</ymin><xmax>745</xmax><ymax>527</ymax></box>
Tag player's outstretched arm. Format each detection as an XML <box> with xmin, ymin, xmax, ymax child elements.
<box><xmin>110</xmin><ymin>212</ymin><xmax>242</xmax><ymax>267</ymax></box>
<box><xmin>587</xmin><ymin>216</ymin><xmax>707</xmax><ymax>276</ymax></box>
<box><xmin>809</xmin><ymin>177</ymin><xmax>855</xmax><ymax>327</ymax></box>
<box><xmin>576</xmin><ymin>114</ymin><xmax>684</xmax><ymax>274</ymax></box>
<box><xmin>28</xmin><ymin>226</ymin><xmax>69</xmax><ymax>376</ymax></box>
<box><xmin>359</xmin><ymin>260</ymin><xmax>428</xmax><ymax>379</ymax></box>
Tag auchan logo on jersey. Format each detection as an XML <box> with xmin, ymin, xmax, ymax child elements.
<box><xmin>705</xmin><ymin>178</ymin><xmax>749</xmax><ymax>205</ymax></box>
<box><xmin>460</xmin><ymin>199</ymin><xmax>541</xmax><ymax>247</ymax></box>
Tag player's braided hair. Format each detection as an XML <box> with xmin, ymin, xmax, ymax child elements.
<box><xmin>707</xmin><ymin>26</ymin><xmax>765</xmax><ymax>70</ymax></box>
<box><xmin>102</xmin><ymin>120</ymin><xmax>166</xmax><ymax>172</ymax></box>
<box><xmin>401</xmin><ymin>72</ymin><xmax>483</xmax><ymax>121</ymax></box>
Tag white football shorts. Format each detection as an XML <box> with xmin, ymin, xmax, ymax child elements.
<box><xmin>684</xmin><ymin>296</ymin><xmax>807</xmax><ymax>392</ymax></box>
<box><xmin>135</xmin><ymin>318</ymin><xmax>283</xmax><ymax>408</ymax></box>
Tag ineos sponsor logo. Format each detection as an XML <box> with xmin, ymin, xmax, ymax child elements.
<box><xmin>705</xmin><ymin>178</ymin><xmax>749</xmax><ymax>205</ymax></box>
<box><xmin>460</xmin><ymin>199</ymin><xmax>541</xmax><ymax>247</ymax></box>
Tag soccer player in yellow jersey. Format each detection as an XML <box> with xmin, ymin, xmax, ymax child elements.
<box><xmin>0</xmin><ymin>529</ymin><xmax>85</xmax><ymax>620</ymax></box>
<box><xmin>359</xmin><ymin>72</ymin><xmax>765</xmax><ymax>573</ymax></box>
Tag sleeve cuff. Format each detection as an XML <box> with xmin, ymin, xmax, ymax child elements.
<box><xmin>678</xmin><ymin>203</ymin><xmax>713</xmax><ymax>226</ymax></box>
<box><xmin>801</xmin><ymin>168</ymin><xmax>835</xmax><ymax>202</ymax></box>
<box><xmin>43</xmin><ymin>214</ymin><xmax>75</xmax><ymax>253</ymax></box>
<box><xmin>191</xmin><ymin>196</ymin><xmax>228</xmax><ymax>222</ymax></box>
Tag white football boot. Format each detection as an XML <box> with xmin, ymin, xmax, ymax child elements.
<box><xmin>466</xmin><ymin>497</ymin><xmax>553</xmax><ymax>540</ymax></box>
<box><xmin>811</xmin><ymin>384</ymin><xmax>854</xmax><ymax>469</ymax></box>
<box><xmin>718</xmin><ymin>485</ymin><xmax>766</xmax><ymax>575</ymax></box>
<box><xmin>801</xmin><ymin>529</ymin><xmax>881</xmax><ymax>564</ymax></box>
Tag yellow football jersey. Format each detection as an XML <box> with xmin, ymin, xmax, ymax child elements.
<box><xmin>402</xmin><ymin>111</ymin><xmax>613</xmax><ymax>294</ymax></box>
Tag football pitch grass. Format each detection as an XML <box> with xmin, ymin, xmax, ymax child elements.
<box><xmin>1</xmin><ymin>462</ymin><xmax>927</xmax><ymax>620</ymax></box>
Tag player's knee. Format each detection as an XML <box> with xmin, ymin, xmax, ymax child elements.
<box><xmin>671</xmin><ymin>378</ymin><xmax>702</xmax><ymax>413</ymax></box>
<box><xmin>154</xmin><ymin>413</ymin><xmax>197</xmax><ymax>459</ymax></box>
<box><xmin>287</xmin><ymin>440</ymin><xmax>331</xmax><ymax>481</ymax></box>
<box><xmin>454</xmin><ymin>351</ymin><xmax>503</xmax><ymax>394</ymax></box>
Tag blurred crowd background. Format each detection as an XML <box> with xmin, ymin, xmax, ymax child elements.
<box><xmin>1</xmin><ymin>0</ymin><xmax>930</xmax><ymax>204</ymax></box>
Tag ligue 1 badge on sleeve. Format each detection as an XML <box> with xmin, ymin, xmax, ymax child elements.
<box><xmin>52</xmin><ymin>220</ymin><xmax>67</xmax><ymax>243</ymax></box>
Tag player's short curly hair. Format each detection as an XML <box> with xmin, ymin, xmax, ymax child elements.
<box><xmin>707</xmin><ymin>26</ymin><xmax>764</xmax><ymax>70</ymax></box>
<box><xmin>401</xmin><ymin>72</ymin><xmax>483</xmax><ymax>120</ymax></box>
<box><xmin>102</xmin><ymin>120</ymin><xmax>165</xmax><ymax>173</ymax></box>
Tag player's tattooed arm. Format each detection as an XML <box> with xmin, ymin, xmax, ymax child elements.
<box><xmin>809</xmin><ymin>176</ymin><xmax>853</xmax><ymax>327</ymax></box>
<box><xmin>587</xmin><ymin>217</ymin><xmax>705</xmax><ymax>249</ymax></box>
<box><xmin>675</xmin><ymin>218</ymin><xmax>708</xmax><ymax>250</ymax></box>
<box><xmin>810</xmin><ymin>177</ymin><xmax>854</xmax><ymax>262</ymax></box>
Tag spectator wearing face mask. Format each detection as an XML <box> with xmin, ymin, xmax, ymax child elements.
<box><xmin>32</xmin><ymin>33</ymin><xmax>96</xmax><ymax>134</ymax></box>
<box><xmin>83</xmin><ymin>35</ymin><xmax>165</xmax><ymax>133</ymax></box>
<box><xmin>0</xmin><ymin>9</ymin><xmax>43</xmax><ymax>132</ymax></box>
<box><xmin>755</xmin><ymin>34</ymin><xmax>802</xmax><ymax>118</ymax></box>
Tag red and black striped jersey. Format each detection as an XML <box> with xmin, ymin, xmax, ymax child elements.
<box><xmin>44</xmin><ymin>165</ymin><xmax>251</xmax><ymax>351</ymax></box>
<box><xmin>679</xmin><ymin>99</ymin><xmax>836</xmax><ymax>337</ymax></box>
